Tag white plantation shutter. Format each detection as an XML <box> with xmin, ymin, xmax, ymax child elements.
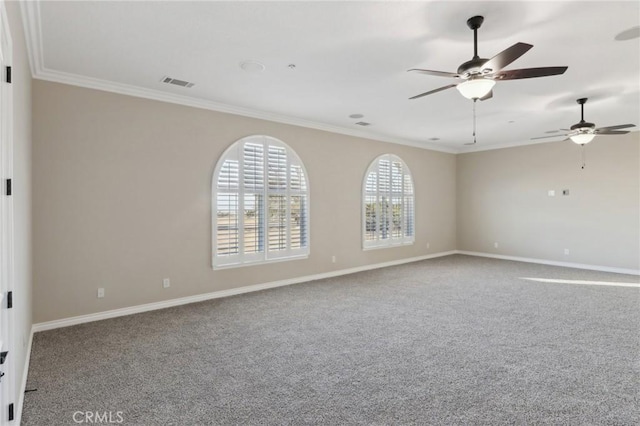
<box><xmin>213</xmin><ymin>136</ymin><xmax>309</xmax><ymax>268</ymax></box>
<box><xmin>289</xmin><ymin>164</ymin><xmax>307</xmax><ymax>250</ymax></box>
<box><xmin>216</xmin><ymin>159</ymin><xmax>239</xmax><ymax>255</ymax></box>
<box><xmin>403</xmin><ymin>173</ymin><xmax>414</xmax><ymax>238</ymax></box>
<box><xmin>363</xmin><ymin>154</ymin><xmax>414</xmax><ymax>249</ymax></box>
<box><xmin>267</xmin><ymin>145</ymin><xmax>287</xmax><ymax>254</ymax></box>
<box><xmin>243</xmin><ymin>142</ymin><xmax>264</xmax><ymax>257</ymax></box>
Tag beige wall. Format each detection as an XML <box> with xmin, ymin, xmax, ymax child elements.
<box><xmin>6</xmin><ymin>0</ymin><xmax>33</xmax><ymax>414</ymax></box>
<box><xmin>32</xmin><ymin>80</ymin><xmax>457</xmax><ymax>323</ymax></box>
<box><xmin>32</xmin><ymin>78</ymin><xmax>639</xmax><ymax>324</ymax></box>
<box><xmin>457</xmin><ymin>134</ymin><xmax>640</xmax><ymax>270</ymax></box>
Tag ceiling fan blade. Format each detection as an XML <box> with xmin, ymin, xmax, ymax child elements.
<box><xmin>596</xmin><ymin>124</ymin><xmax>635</xmax><ymax>131</ymax></box>
<box><xmin>493</xmin><ymin>66</ymin><xmax>568</xmax><ymax>80</ymax></box>
<box><xmin>409</xmin><ymin>84</ymin><xmax>457</xmax><ymax>100</ymax></box>
<box><xmin>479</xmin><ymin>90</ymin><xmax>493</xmax><ymax>101</ymax></box>
<box><xmin>531</xmin><ymin>134</ymin><xmax>568</xmax><ymax>140</ymax></box>
<box><xmin>595</xmin><ymin>130</ymin><xmax>630</xmax><ymax>135</ymax></box>
<box><xmin>407</xmin><ymin>69</ymin><xmax>459</xmax><ymax>78</ymax></box>
<box><xmin>482</xmin><ymin>42</ymin><xmax>533</xmax><ymax>73</ymax></box>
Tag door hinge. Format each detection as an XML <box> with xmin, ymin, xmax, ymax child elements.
<box><xmin>5</xmin><ymin>179</ymin><xmax>11</xmax><ymax>196</ymax></box>
<box><xmin>5</xmin><ymin>66</ymin><xmax>11</xmax><ymax>84</ymax></box>
<box><xmin>6</xmin><ymin>291</ymin><xmax>12</xmax><ymax>309</ymax></box>
<box><xmin>0</xmin><ymin>352</ymin><xmax>7</xmax><ymax>365</ymax></box>
<box><xmin>8</xmin><ymin>403</ymin><xmax>13</xmax><ymax>421</ymax></box>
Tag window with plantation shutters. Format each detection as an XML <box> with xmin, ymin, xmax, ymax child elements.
<box><xmin>363</xmin><ymin>154</ymin><xmax>414</xmax><ymax>249</ymax></box>
<box><xmin>213</xmin><ymin>136</ymin><xmax>309</xmax><ymax>268</ymax></box>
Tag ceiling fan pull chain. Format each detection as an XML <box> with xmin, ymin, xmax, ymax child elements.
<box><xmin>473</xmin><ymin>99</ymin><xmax>477</xmax><ymax>144</ymax></box>
<box><xmin>581</xmin><ymin>144</ymin><xmax>586</xmax><ymax>169</ymax></box>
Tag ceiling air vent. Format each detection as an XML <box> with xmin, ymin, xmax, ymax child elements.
<box><xmin>161</xmin><ymin>76</ymin><xmax>194</xmax><ymax>88</ymax></box>
<box><xmin>355</xmin><ymin>122</ymin><xmax>371</xmax><ymax>126</ymax></box>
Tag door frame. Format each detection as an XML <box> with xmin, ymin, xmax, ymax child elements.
<box><xmin>0</xmin><ymin>1</ymin><xmax>14</xmax><ymax>424</ymax></box>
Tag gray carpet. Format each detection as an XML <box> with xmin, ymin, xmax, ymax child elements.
<box><xmin>22</xmin><ymin>255</ymin><xmax>640</xmax><ymax>425</ymax></box>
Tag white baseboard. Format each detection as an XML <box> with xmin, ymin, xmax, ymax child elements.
<box><xmin>33</xmin><ymin>251</ymin><xmax>457</xmax><ymax>332</ymax></box>
<box><xmin>456</xmin><ymin>251</ymin><xmax>640</xmax><ymax>276</ymax></box>
<box><xmin>32</xmin><ymin>249</ymin><xmax>637</xmax><ymax>333</ymax></box>
<box><xmin>21</xmin><ymin>248</ymin><xmax>637</xmax><ymax>414</ymax></box>
<box><xmin>16</xmin><ymin>326</ymin><xmax>34</xmax><ymax>425</ymax></box>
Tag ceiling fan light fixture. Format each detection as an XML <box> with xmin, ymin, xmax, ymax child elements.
<box><xmin>570</xmin><ymin>132</ymin><xmax>596</xmax><ymax>145</ymax></box>
<box><xmin>456</xmin><ymin>78</ymin><xmax>496</xmax><ymax>100</ymax></box>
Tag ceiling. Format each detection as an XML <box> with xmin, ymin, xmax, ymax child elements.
<box><xmin>22</xmin><ymin>1</ymin><xmax>640</xmax><ymax>153</ymax></box>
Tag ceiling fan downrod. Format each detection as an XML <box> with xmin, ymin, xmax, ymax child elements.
<box><xmin>578</xmin><ymin>97</ymin><xmax>587</xmax><ymax>123</ymax></box>
<box><xmin>467</xmin><ymin>16</ymin><xmax>484</xmax><ymax>59</ymax></box>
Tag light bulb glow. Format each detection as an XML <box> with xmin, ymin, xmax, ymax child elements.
<box><xmin>456</xmin><ymin>78</ymin><xmax>496</xmax><ymax>99</ymax></box>
<box><xmin>569</xmin><ymin>132</ymin><xmax>596</xmax><ymax>145</ymax></box>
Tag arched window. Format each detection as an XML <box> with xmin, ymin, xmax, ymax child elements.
<box><xmin>363</xmin><ymin>154</ymin><xmax>414</xmax><ymax>249</ymax></box>
<box><xmin>213</xmin><ymin>135</ymin><xmax>309</xmax><ymax>268</ymax></box>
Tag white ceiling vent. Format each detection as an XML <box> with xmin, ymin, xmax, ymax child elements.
<box><xmin>355</xmin><ymin>121</ymin><xmax>371</xmax><ymax>126</ymax></box>
<box><xmin>161</xmin><ymin>76</ymin><xmax>194</xmax><ymax>88</ymax></box>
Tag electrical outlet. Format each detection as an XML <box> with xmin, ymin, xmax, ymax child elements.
<box><xmin>548</xmin><ymin>190</ymin><xmax>555</xmax><ymax>197</ymax></box>
<box><xmin>427</xmin><ymin>242</ymin><xmax>430</xmax><ymax>249</ymax></box>
<box><xmin>564</xmin><ymin>249</ymin><xmax>570</xmax><ymax>255</ymax></box>
<box><xmin>494</xmin><ymin>242</ymin><xmax>499</xmax><ymax>249</ymax></box>
<box><xmin>331</xmin><ymin>256</ymin><xmax>336</xmax><ymax>264</ymax></box>
<box><xmin>163</xmin><ymin>278</ymin><xmax>170</xmax><ymax>288</ymax></box>
<box><xmin>97</xmin><ymin>287</ymin><xmax>105</xmax><ymax>298</ymax></box>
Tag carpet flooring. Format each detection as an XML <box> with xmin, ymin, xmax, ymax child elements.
<box><xmin>22</xmin><ymin>255</ymin><xmax>640</xmax><ymax>425</ymax></box>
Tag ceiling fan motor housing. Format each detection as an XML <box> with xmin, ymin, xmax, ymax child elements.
<box><xmin>457</xmin><ymin>58</ymin><xmax>491</xmax><ymax>77</ymax></box>
<box><xmin>571</xmin><ymin>122</ymin><xmax>595</xmax><ymax>131</ymax></box>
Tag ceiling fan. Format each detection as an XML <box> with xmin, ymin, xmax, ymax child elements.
<box><xmin>532</xmin><ymin>98</ymin><xmax>636</xmax><ymax>144</ymax></box>
<box><xmin>408</xmin><ymin>15</ymin><xmax>568</xmax><ymax>101</ymax></box>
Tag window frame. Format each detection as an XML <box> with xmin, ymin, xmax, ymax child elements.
<box><xmin>362</xmin><ymin>154</ymin><xmax>415</xmax><ymax>250</ymax></box>
<box><xmin>212</xmin><ymin>135</ymin><xmax>310</xmax><ymax>269</ymax></box>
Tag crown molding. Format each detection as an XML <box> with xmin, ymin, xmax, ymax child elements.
<box><xmin>37</xmin><ymin>68</ymin><xmax>460</xmax><ymax>154</ymax></box>
<box><xmin>20</xmin><ymin>1</ymin><xmax>638</xmax><ymax>157</ymax></box>
<box><xmin>457</xmin><ymin>138</ymin><xmax>557</xmax><ymax>154</ymax></box>
<box><xmin>457</xmin><ymin>129</ymin><xmax>639</xmax><ymax>154</ymax></box>
<box><xmin>20</xmin><ymin>0</ymin><xmax>42</xmax><ymax>77</ymax></box>
<box><xmin>19</xmin><ymin>0</ymin><xmax>460</xmax><ymax>154</ymax></box>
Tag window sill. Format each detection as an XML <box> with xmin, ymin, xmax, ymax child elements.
<box><xmin>363</xmin><ymin>241</ymin><xmax>414</xmax><ymax>251</ymax></box>
<box><xmin>213</xmin><ymin>253</ymin><xmax>309</xmax><ymax>270</ymax></box>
